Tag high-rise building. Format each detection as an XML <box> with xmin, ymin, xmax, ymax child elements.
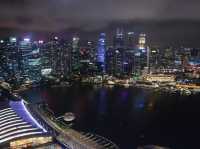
<box><xmin>149</xmin><ymin>48</ymin><xmax>159</xmax><ymax>73</ymax></box>
<box><xmin>62</xmin><ymin>42</ymin><xmax>71</xmax><ymax>76</ymax></box>
<box><xmin>87</xmin><ymin>41</ymin><xmax>96</xmax><ymax>65</ymax></box>
<box><xmin>40</xmin><ymin>39</ymin><xmax>70</xmax><ymax>77</ymax></box>
<box><xmin>19</xmin><ymin>38</ymin><xmax>41</xmax><ymax>82</ymax></box>
<box><xmin>97</xmin><ymin>33</ymin><xmax>106</xmax><ymax>74</ymax></box>
<box><xmin>133</xmin><ymin>33</ymin><xmax>148</xmax><ymax>75</ymax></box>
<box><xmin>161</xmin><ymin>47</ymin><xmax>175</xmax><ymax>68</ymax></box>
<box><xmin>0</xmin><ymin>39</ymin><xmax>18</xmax><ymax>81</ymax></box>
<box><xmin>146</xmin><ymin>46</ymin><xmax>150</xmax><ymax>73</ymax></box>
<box><xmin>40</xmin><ymin>42</ymin><xmax>53</xmax><ymax>76</ymax></box>
<box><xmin>114</xmin><ymin>49</ymin><xmax>124</xmax><ymax>76</ymax></box>
<box><xmin>106</xmin><ymin>47</ymin><xmax>115</xmax><ymax>75</ymax></box>
<box><xmin>133</xmin><ymin>49</ymin><xmax>142</xmax><ymax>75</ymax></box>
<box><xmin>126</xmin><ymin>32</ymin><xmax>135</xmax><ymax>48</ymax></box>
<box><xmin>123</xmin><ymin>49</ymin><xmax>135</xmax><ymax>75</ymax></box>
<box><xmin>138</xmin><ymin>33</ymin><xmax>146</xmax><ymax>50</ymax></box>
<box><xmin>106</xmin><ymin>47</ymin><xmax>134</xmax><ymax>76</ymax></box>
<box><xmin>114</xmin><ymin>28</ymin><xmax>125</xmax><ymax>49</ymax></box>
<box><xmin>18</xmin><ymin>39</ymin><xmax>32</xmax><ymax>79</ymax></box>
<box><xmin>71</xmin><ymin>36</ymin><xmax>80</xmax><ymax>73</ymax></box>
<box><xmin>5</xmin><ymin>37</ymin><xmax>20</xmax><ymax>82</ymax></box>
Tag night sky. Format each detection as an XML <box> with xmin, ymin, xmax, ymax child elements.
<box><xmin>0</xmin><ymin>0</ymin><xmax>200</xmax><ymax>46</ymax></box>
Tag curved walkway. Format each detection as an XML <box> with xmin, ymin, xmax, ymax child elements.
<box><xmin>34</xmin><ymin>104</ymin><xmax>107</xmax><ymax>149</ymax></box>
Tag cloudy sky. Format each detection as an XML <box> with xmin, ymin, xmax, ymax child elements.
<box><xmin>0</xmin><ymin>0</ymin><xmax>200</xmax><ymax>46</ymax></box>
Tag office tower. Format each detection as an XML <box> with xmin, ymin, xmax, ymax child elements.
<box><xmin>96</xmin><ymin>33</ymin><xmax>106</xmax><ymax>74</ymax></box>
<box><xmin>174</xmin><ymin>48</ymin><xmax>183</xmax><ymax>70</ymax></box>
<box><xmin>106</xmin><ymin>48</ymin><xmax>133</xmax><ymax>76</ymax></box>
<box><xmin>106</xmin><ymin>47</ymin><xmax>115</xmax><ymax>75</ymax></box>
<box><xmin>149</xmin><ymin>48</ymin><xmax>159</xmax><ymax>73</ymax></box>
<box><xmin>189</xmin><ymin>48</ymin><xmax>200</xmax><ymax>69</ymax></box>
<box><xmin>123</xmin><ymin>49</ymin><xmax>135</xmax><ymax>75</ymax></box>
<box><xmin>0</xmin><ymin>39</ymin><xmax>9</xmax><ymax>81</ymax></box>
<box><xmin>18</xmin><ymin>38</ymin><xmax>32</xmax><ymax>79</ymax></box>
<box><xmin>126</xmin><ymin>32</ymin><xmax>135</xmax><ymax>48</ymax></box>
<box><xmin>51</xmin><ymin>39</ymin><xmax>70</xmax><ymax>76</ymax></box>
<box><xmin>40</xmin><ymin>39</ymin><xmax>70</xmax><ymax>77</ymax></box>
<box><xmin>71</xmin><ymin>36</ymin><xmax>80</xmax><ymax>73</ymax></box>
<box><xmin>138</xmin><ymin>33</ymin><xmax>146</xmax><ymax>50</ymax></box>
<box><xmin>54</xmin><ymin>41</ymin><xmax>70</xmax><ymax>77</ymax></box>
<box><xmin>146</xmin><ymin>46</ymin><xmax>150</xmax><ymax>73</ymax></box>
<box><xmin>62</xmin><ymin>42</ymin><xmax>71</xmax><ymax>76</ymax></box>
<box><xmin>191</xmin><ymin>48</ymin><xmax>200</xmax><ymax>60</ymax></box>
<box><xmin>87</xmin><ymin>41</ymin><xmax>96</xmax><ymax>64</ymax></box>
<box><xmin>80</xmin><ymin>41</ymin><xmax>97</xmax><ymax>75</ymax></box>
<box><xmin>161</xmin><ymin>47</ymin><xmax>175</xmax><ymax>68</ymax></box>
<box><xmin>78</xmin><ymin>47</ymin><xmax>90</xmax><ymax>75</ymax></box>
<box><xmin>133</xmin><ymin>49</ymin><xmax>142</xmax><ymax>75</ymax></box>
<box><xmin>19</xmin><ymin>38</ymin><xmax>41</xmax><ymax>82</ymax></box>
<box><xmin>114</xmin><ymin>49</ymin><xmax>124</xmax><ymax>76</ymax></box>
<box><xmin>51</xmin><ymin>39</ymin><xmax>62</xmax><ymax>76</ymax></box>
<box><xmin>114</xmin><ymin>28</ymin><xmax>125</xmax><ymax>49</ymax></box>
<box><xmin>106</xmin><ymin>48</ymin><xmax>119</xmax><ymax>76</ymax></box>
<box><xmin>133</xmin><ymin>33</ymin><xmax>148</xmax><ymax>74</ymax></box>
<box><xmin>40</xmin><ymin>42</ymin><xmax>53</xmax><ymax>76</ymax></box>
<box><xmin>5</xmin><ymin>37</ymin><xmax>20</xmax><ymax>82</ymax></box>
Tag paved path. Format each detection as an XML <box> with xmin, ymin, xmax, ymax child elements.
<box><xmin>34</xmin><ymin>105</ymin><xmax>104</xmax><ymax>149</ymax></box>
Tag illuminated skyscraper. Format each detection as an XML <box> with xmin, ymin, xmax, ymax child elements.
<box><xmin>0</xmin><ymin>38</ymin><xmax>19</xmax><ymax>81</ymax></box>
<box><xmin>71</xmin><ymin>36</ymin><xmax>80</xmax><ymax>73</ymax></box>
<box><xmin>126</xmin><ymin>32</ymin><xmax>135</xmax><ymax>48</ymax></box>
<box><xmin>19</xmin><ymin>38</ymin><xmax>41</xmax><ymax>82</ymax></box>
<box><xmin>97</xmin><ymin>33</ymin><xmax>106</xmax><ymax>73</ymax></box>
<box><xmin>40</xmin><ymin>39</ymin><xmax>70</xmax><ymax>77</ymax></box>
<box><xmin>123</xmin><ymin>49</ymin><xmax>135</xmax><ymax>75</ymax></box>
<box><xmin>149</xmin><ymin>48</ymin><xmax>159</xmax><ymax>73</ymax></box>
<box><xmin>106</xmin><ymin>47</ymin><xmax>115</xmax><ymax>75</ymax></box>
<box><xmin>19</xmin><ymin>39</ymin><xmax>32</xmax><ymax>78</ymax></box>
<box><xmin>138</xmin><ymin>33</ymin><xmax>146</xmax><ymax>50</ymax></box>
<box><xmin>161</xmin><ymin>47</ymin><xmax>175</xmax><ymax>68</ymax></box>
<box><xmin>133</xmin><ymin>33</ymin><xmax>148</xmax><ymax>75</ymax></box>
<box><xmin>6</xmin><ymin>37</ymin><xmax>20</xmax><ymax>81</ymax></box>
<box><xmin>40</xmin><ymin>41</ymin><xmax>53</xmax><ymax>76</ymax></box>
<box><xmin>114</xmin><ymin>28</ymin><xmax>125</xmax><ymax>49</ymax></box>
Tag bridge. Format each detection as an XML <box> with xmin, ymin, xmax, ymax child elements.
<box><xmin>33</xmin><ymin>104</ymin><xmax>119</xmax><ymax>149</ymax></box>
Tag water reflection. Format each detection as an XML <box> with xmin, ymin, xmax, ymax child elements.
<box><xmin>20</xmin><ymin>85</ymin><xmax>200</xmax><ymax>149</ymax></box>
<box><xmin>98</xmin><ymin>88</ymin><xmax>107</xmax><ymax>115</ymax></box>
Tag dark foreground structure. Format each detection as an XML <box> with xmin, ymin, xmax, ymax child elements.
<box><xmin>0</xmin><ymin>98</ymin><xmax>56</xmax><ymax>148</ymax></box>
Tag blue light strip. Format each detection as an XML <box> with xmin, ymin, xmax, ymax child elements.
<box><xmin>20</xmin><ymin>100</ymin><xmax>47</xmax><ymax>132</ymax></box>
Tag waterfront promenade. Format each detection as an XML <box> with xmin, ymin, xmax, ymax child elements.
<box><xmin>33</xmin><ymin>104</ymin><xmax>108</xmax><ymax>149</ymax></box>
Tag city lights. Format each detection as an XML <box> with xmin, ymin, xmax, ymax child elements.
<box><xmin>127</xmin><ymin>32</ymin><xmax>134</xmax><ymax>35</ymax></box>
<box><xmin>10</xmin><ymin>37</ymin><xmax>17</xmax><ymax>43</ymax></box>
<box><xmin>38</xmin><ymin>40</ymin><xmax>44</xmax><ymax>44</ymax></box>
<box><xmin>0</xmin><ymin>0</ymin><xmax>200</xmax><ymax>148</ymax></box>
<box><xmin>24</xmin><ymin>38</ymin><xmax>30</xmax><ymax>42</ymax></box>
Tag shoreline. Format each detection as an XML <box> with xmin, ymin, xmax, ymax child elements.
<box><xmin>13</xmin><ymin>80</ymin><xmax>200</xmax><ymax>97</ymax></box>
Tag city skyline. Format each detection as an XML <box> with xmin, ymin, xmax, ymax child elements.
<box><xmin>1</xmin><ymin>1</ymin><xmax>200</xmax><ymax>149</ymax></box>
<box><xmin>1</xmin><ymin>29</ymin><xmax>200</xmax><ymax>85</ymax></box>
